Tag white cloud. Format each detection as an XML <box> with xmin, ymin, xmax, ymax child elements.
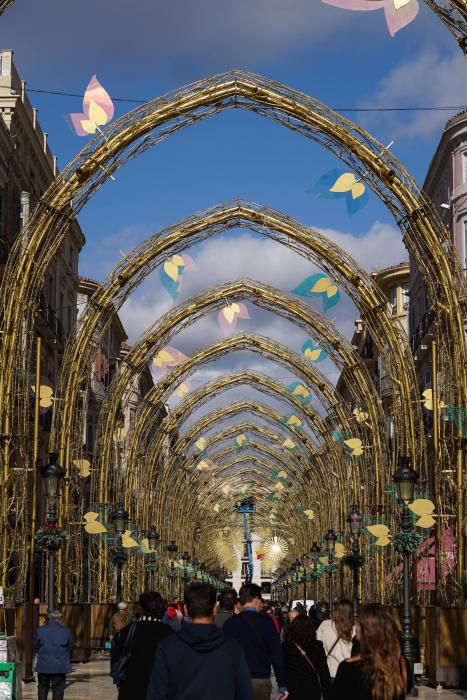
<box><xmin>360</xmin><ymin>50</ymin><xmax>467</xmax><ymax>140</ymax></box>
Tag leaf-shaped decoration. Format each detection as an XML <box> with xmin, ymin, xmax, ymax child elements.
<box><xmin>422</xmin><ymin>389</ymin><xmax>446</xmax><ymax>412</ymax></box>
<box><xmin>195</xmin><ymin>437</ymin><xmax>208</xmax><ymax>452</ymax></box>
<box><xmin>122</xmin><ymin>530</ymin><xmax>139</xmax><ymax>549</ymax></box>
<box><xmin>353</xmin><ymin>407</ymin><xmax>369</xmax><ymax>423</ymax></box>
<box><xmin>367</xmin><ymin>523</ymin><xmax>391</xmax><ymax>546</ymax></box>
<box><xmin>218</xmin><ymin>303</ymin><xmax>251</xmax><ymax>333</ymax></box>
<box><xmin>414</xmin><ymin>514</ymin><xmax>436</xmax><ymax>529</ymax></box>
<box><xmin>83</xmin><ymin>512</ymin><xmax>107</xmax><ymax>535</ymax></box>
<box><xmin>282</xmin><ymin>438</ymin><xmax>296</xmax><ymax>450</ymax></box>
<box><xmin>32</xmin><ymin>384</ymin><xmax>54</xmax><ymax>409</ymax></box>
<box><xmin>213</xmin><ymin>503</ymin><xmax>220</xmax><ymax>513</ymax></box>
<box><xmin>330</xmin><ymin>172</ymin><xmax>358</xmax><ymax>193</ymax></box>
<box><xmin>335</xmin><ymin>542</ymin><xmax>345</xmax><ymax>559</ymax></box>
<box><xmin>303</xmin><ymin>509</ymin><xmax>315</xmax><ymax>520</ymax></box>
<box><xmin>69</xmin><ymin>75</ymin><xmax>115</xmax><ymax>137</ymax></box>
<box><xmin>408</xmin><ymin>498</ymin><xmax>435</xmax><ymax>516</ymax></box>
<box><xmin>175</xmin><ymin>382</ymin><xmax>189</xmax><ymax>398</ymax></box>
<box><xmin>319</xmin><ymin>556</ymin><xmax>329</xmax><ymax>566</ymax></box>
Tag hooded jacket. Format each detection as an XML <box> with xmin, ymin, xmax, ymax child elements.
<box><xmin>146</xmin><ymin>623</ymin><xmax>253</xmax><ymax>700</ymax></box>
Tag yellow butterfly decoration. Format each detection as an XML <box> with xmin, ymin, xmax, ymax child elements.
<box><xmin>113</xmin><ymin>426</ymin><xmax>127</xmax><ymax>442</ymax></box>
<box><xmin>274</xmin><ymin>481</ymin><xmax>285</xmax><ymax>492</ymax></box>
<box><xmin>239</xmin><ymin>485</ymin><xmax>250</xmax><ymax>495</ymax></box>
<box><xmin>303</xmin><ymin>509</ymin><xmax>315</xmax><ymax>521</ymax></box>
<box><xmin>236</xmin><ymin>434</ymin><xmax>248</xmax><ymax>446</ymax></box>
<box><xmin>422</xmin><ymin>390</ymin><xmax>446</xmax><ymax>412</ymax></box>
<box><xmin>175</xmin><ymin>382</ymin><xmax>189</xmax><ymax>398</ymax></box>
<box><xmin>220</xmin><ymin>485</ymin><xmax>231</xmax><ymax>497</ymax></box>
<box><xmin>122</xmin><ymin>530</ymin><xmax>139</xmax><ymax>549</ymax></box>
<box><xmin>308</xmin><ymin>275</ymin><xmax>339</xmax><ymax>299</ymax></box>
<box><xmin>335</xmin><ymin>543</ymin><xmax>346</xmax><ymax>559</ymax></box>
<box><xmin>213</xmin><ymin>503</ymin><xmax>221</xmax><ymax>513</ymax></box>
<box><xmin>276</xmin><ymin>470</ymin><xmax>288</xmax><ymax>480</ymax></box>
<box><xmin>31</xmin><ymin>384</ymin><xmax>54</xmax><ymax>409</ymax></box>
<box><xmin>163</xmin><ymin>254</ymin><xmax>185</xmax><ymax>282</ymax></box>
<box><xmin>353</xmin><ymin>408</ymin><xmax>369</xmax><ymax>423</ymax></box>
<box><xmin>330</xmin><ymin>172</ymin><xmax>365</xmax><ymax>200</ymax></box>
<box><xmin>319</xmin><ymin>556</ymin><xmax>330</xmax><ymax>566</ymax></box>
<box><xmin>83</xmin><ymin>512</ymin><xmax>107</xmax><ymax>535</ymax></box>
<box><xmin>367</xmin><ymin>524</ymin><xmax>391</xmax><ymax>547</ymax></box>
<box><xmin>139</xmin><ymin>538</ymin><xmax>151</xmax><ymax>554</ymax></box>
<box><xmin>282</xmin><ymin>438</ymin><xmax>296</xmax><ymax>450</ymax></box>
<box><xmin>196</xmin><ymin>437</ymin><xmax>208</xmax><ymax>452</ymax></box>
<box><xmin>408</xmin><ymin>499</ymin><xmax>436</xmax><ymax>529</ymax></box>
<box><xmin>287</xmin><ymin>415</ymin><xmax>302</xmax><ymax>428</ymax></box>
<box><xmin>73</xmin><ymin>458</ymin><xmax>91</xmax><ymax>478</ymax></box>
<box><xmin>344</xmin><ymin>438</ymin><xmax>364</xmax><ymax>456</ymax></box>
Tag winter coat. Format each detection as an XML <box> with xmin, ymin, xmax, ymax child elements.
<box><xmin>115</xmin><ymin>619</ymin><xmax>173</xmax><ymax>700</ymax></box>
<box><xmin>329</xmin><ymin>656</ymin><xmax>413</xmax><ymax>700</ymax></box>
<box><xmin>282</xmin><ymin>639</ymin><xmax>331</xmax><ymax>700</ymax></box>
<box><xmin>33</xmin><ymin>621</ymin><xmax>75</xmax><ymax>675</ymax></box>
<box><xmin>146</xmin><ymin>623</ymin><xmax>253</xmax><ymax>700</ymax></box>
<box><xmin>214</xmin><ymin>609</ymin><xmax>234</xmax><ymax>628</ymax></box>
<box><xmin>316</xmin><ymin>619</ymin><xmax>353</xmax><ymax>678</ymax></box>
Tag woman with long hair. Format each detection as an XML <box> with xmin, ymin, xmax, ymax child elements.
<box><xmin>329</xmin><ymin>605</ymin><xmax>412</xmax><ymax>700</ymax></box>
<box><xmin>316</xmin><ymin>600</ymin><xmax>354</xmax><ymax>679</ymax></box>
<box><xmin>283</xmin><ymin>614</ymin><xmax>331</xmax><ymax>699</ymax></box>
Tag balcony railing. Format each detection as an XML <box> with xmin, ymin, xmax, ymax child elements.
<box><xmin>410</xmin><ymin>308</ymin><xmax>435</xmax><ymax>355</ymax></box>
<box><xmin>37</xmin><ymin>292</ymin><xmax>66</xmax><ymax>347</ymax></box>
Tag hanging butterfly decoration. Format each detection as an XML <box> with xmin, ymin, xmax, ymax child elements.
<box><xmin>408</xmin><ymin>499</ymin><xmax>436</xmax><ymax>529</ymax></box>
<box><xmin>218</xmin><ymin>303</ymin><xmax>250</xmax><ymax>334</ymax></box>
<box><xmin>280</xmin><ymin>413</ymin><xmax>303</xmax><ymax>432</ymax></box>
<box><xmin>302</xmin><ymin>338</ymin><xmax>328</xmax><ymax>363</ymax></box>
<box><xmin>195</xmin><ymin>437</ymin><xmax>208</xmax><ymax>453</ymax></box>
<box><xmin>83</xmin><ymin>510</ymin><xmax>147</xmax><ymax>554</ymax></box>
<box><xmin>421</xmin><ymin>389</ymin><xmax>446</xmax><ymax>412</ymax></box>
<box><xmin>292</xmin><ymin>273</ymin><xmax>340</xmax><ymax>312</ymax></box>
<box><xmin>343</xmin><ymin>437</ymin><xmax>364</xmax><ymax>457</ymax></box>
<box><xmin>196</xmin><ymin>459</ymin><xmax>219</xmax><ymax>473</ymax></box>
<box><xmin>72</xmin><ymin>458</ymin><xmax>91</xmax><ymax>478</ymax></box>
<box><xmin>335</xmin><ymin>542</ymin><xmax>346</xmax><ymax>559</ymax></box>
<box><xmin>152</xmin><ymin>346</ymin><xmax>189</xmax><ymax>375</ymax></box>
<box><xmin>31</xmin><ymin>383</ymin><xmax>55</xmax><ymax>414</ymax></box>
<box><xmin>367</xmin><ymin>523</ymin><xmax>392</xmax><ymax>546</ymax></box>
<box><xmin>69</xmin><ymin>75</ymin><xmax>115</xmax><ymax>136</ymax></box>
<box><xmin>302</xmin><ymin>508</ymin><xmax>315</xmax><ymax>522</ymax></box>
<box><xmin>308</xmin><ymin>168</ymin><xmax>369</xmax><ymax>216</ymax></box>
<box><xmin>175</xmin><ymin>382</ymin><xmax>190</xmax><ymax>398</ymax></box>
<box><xmin>277</xmin><ymin>437</ymin><xmax>298</xmax><ymax>453</ymax></box>
<box><xmin>322</xmin><ymin>0</ymin><xmax>419</xmax><ymax>37</ymax></box>
<box><xmin>159</xmin><ymin>254</ymin><xmax>197</xmax><ymax>302</ymax></box>
<box><xmin>234</xmin><ymin>433</ymin><xmax>250</xmax><ymax>452</ymax></box>
<box><xmin>271</xmin><ymin>470</ymin><xmax>288</xmax><ymax>481</ymax></box>
<box><xmin>267</xmin><ymin>491</ymin><xmax>284</xmax><ymax>504</ymax></box>
<box><xmin>286</xmin><ymin>381</ymin><xmax>313</xmax><ymax>405</ymax></box>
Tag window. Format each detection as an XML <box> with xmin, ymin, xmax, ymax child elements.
<box><xmin>389</xmin><ymin>286</ymin><xmax>397</xmax><ymax>315</ymax></box>
<box><xmin>464</xmin><ymin>221</ymin><xmax>467</xmax><ymax>272</ymax></box>
<box><xmin>463</xmin><ymin>152</ymin><xmax>467</xmax><ymax>183</ymax></box>
<box><xmin>402</xmin><ymin>282</ymin><xmax>410</xmax><ymax>311</ymax></box>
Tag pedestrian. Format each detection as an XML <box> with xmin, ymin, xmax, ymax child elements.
<box><xmin>329</xmin><ymin>605</ymin><xmax>412</xmax><ymax>700</ymax></box>
<box><xmin>33</xmin><ymin>609</ymin><xmax>75</xmax><ymax>700</ymax></box>
<box><xmin>223</xmin><ymin>582</ymin><xmax>289</xmax><ymax>700</ymax></box>
<box><xmin>162</xmin><ymin>604</ymin><xmax>182</xmax><ymax>632</ymax></box>
<box><xmin>308</xmin><ymin>605</ymin><xmax>325</xmax><ymax>631</ymax></box>
<box><xmin>214</xmin><ymin>588</ymin><xmax>238</xmax><ymax>628</ymax></box>
<box><xmin>280</xmin><ymin>606</ymin><xmax>300</xmax><ymax>642</ymax></box>
<box><xmin>112</xmin><ymin>592</ymin><xmax>173</xmax><ymax>700</ymax></box>
<box><xmin>316</xmin><ymin>600</ymin><xmax>354</xmax><ymax>680</ymax></box>
<box><xmin>108</xmin><ymin>602</ymin><xmax>131</xmax><ymax>642</ymax></box>
<box><xmin>282</xmin><ymin>614</ymin><xmax>331</xmax><ymax>699</ymax></box>
<box><xmin>109</xmin><ymin>611</ymin><xmax>132</xmax><ymax>670</ymax></box>
<box><xmin>263</xmin><ymin>604</ymin><xmax>280</xmax><ymax>634</ymax></box>
<box><xmin>147</xmin><ymin>581</ymin><xmax>253</xmax><ymax>700</ymax></box>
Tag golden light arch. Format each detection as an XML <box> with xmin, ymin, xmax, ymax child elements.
<box><xmin>0</xmin><ymin>71</ymin><xmax>465</xmax><ymax>590</ymax></box>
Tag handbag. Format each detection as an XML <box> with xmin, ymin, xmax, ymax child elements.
<box><xmin>110</xmin><ymin>622</ymin><xmax>137</xmax><ymax>684</ymax></box>
<box><xmin>294</xmin><ymin>643</ymin><xmax>323</xmax><ymax>698</ymax></box>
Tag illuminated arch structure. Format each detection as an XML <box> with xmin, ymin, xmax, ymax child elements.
<box><xmin>0</xmin><ymin>72</ymin><xmax>465</xmax><ymax>601</ymax></box>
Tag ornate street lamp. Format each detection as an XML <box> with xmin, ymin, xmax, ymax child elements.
<box><xmin>37</xmin><ymin>453</ymin><xmax>65</xmax><ymax>611</ymax></box>
<box><xmin>347</xmin><ymin>505</ymin><xmax>364</xmax><ymax>623</ymax></box>
<box><xmin>300</xmin><ymin>553</ymin><xmax>310</xmax><ymax>607</ymax></box>
<box><xmin>181</xmin><ymin>551</ymin><xmax>191</xmax><ymax>585</ymax></box>
<box><xmin>145</xmin><ymin>528</ymin><xmax>160</xmax><ymax>590</ymax></box>
<box><xmin>109</xmin><ymin>503</ymin><xmax>129</xmax><ymax>603</ymax></box>
<box><xmin>393</xmin><ymin>456</ymin><xmax>418</xmax><ymax>684</ymax></box>
<box><xmin>325</xmin><ymin>529</ymin><xmax>337</xmax><ymax>617</ymax></box>
<box><xmin>310</xmin><ymin>542</ymin><xmax>321</xmax><ymax>604</ymax></box>
<box><xmin>167</xmin><ymin>541</ymin><xmax>178</xmax><ymax>598</ymax></box>
<box><xmin>292</xmin><ymin>558</ymin><xmax>301</xmax><ymax>599</ymax></box>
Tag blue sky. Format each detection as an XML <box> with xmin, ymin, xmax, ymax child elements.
<box><xmin>1</xmin><ymin>0</ymin><xmax>466</xmax><ymax>401</ymax></box>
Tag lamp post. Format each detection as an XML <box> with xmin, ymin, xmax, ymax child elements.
<box><xmin>292</xmin><ymin>559</ymin><xmax>301</xmax><ymax>600</ymax></box>
<box><xmin>181</xmin><ymin>551</ymin><xmax>190</xmax><ymax>585</ymax></box>
<box><xmin>145</xmin><ymin>527</ymin><xmax>160</xmax><ymax>590</ymax></box>
<box><xmin>301</xmin><ymin>554</ymin><xmax>310</xmax><ymax>607</ymax></box>
<box><xmin>167</xmin><ymin>541</ymin><xmax>178</xmax><ymax>598</ymax></box>
<box><xmin>393</xmin><ymin>456</ymin><xmax>419</xmax><ymax>685</ymax></box>
<box><xmin>347</xmin><ymin>505</ymin><xmax>364</xmax><ymax>623</ymax></box>
<box><xmin>325</xmin><ymin>529</ymin><xmax>337</xmax><ymax>617</ymax></box>
<box><xmin>310</xmin><ymin>542</ymin><xmax>321</xmax><ymax>604</ymax></box>
<box><xmin>109</xmin><ymin>503</ymin><xmax>129</xmax><ymax>603</ymax></box>
<box><xmin>37</xmin><ymin>453</ymin><xmax>65</xmax><ymax>612</ymax></box>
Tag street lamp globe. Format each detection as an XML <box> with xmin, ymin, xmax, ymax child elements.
<box><xmin>181</xmin><ymin>551</ymin><xmax>190</xmax><ymax>565</ymax></box>
<box><xmin>325</xmin><ymin>529</ymin><xmax>337</xmax><ymax>554</ymax></box>
<box><xmin>393</xmin><ymin>456</ymin><xmax>418</xmax><ymax>503</ymax></box>
<box><xmin>109</xmin><ymin>503</ymin><xmax>129</xmax><ymax>535</ymax></box>
<box><xmin>310</xmin><ymin>542</ymin><xmax>321</xmax><ymax>564</ymax></box>
<box><xmin>347</xmin><ymin>505</ymin><xmax>363</xmax><ymax>537</ymax></box>
<box><xmin>38</xmin><ymin>453</ymin><xmax>65</xmax><ymax>501</ymax></box>
<box><xmin>147</xmin><ymin>528</ymin><xmax>160</xmax><ymax>552</ymax></box>
<box><xmin>167</xmin><ymin>541</ymin><xmax>178</xmax><ymax>561</ymax></box>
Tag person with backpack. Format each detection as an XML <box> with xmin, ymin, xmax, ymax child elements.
<box><xmin>282</xmin><ymin>615</ymin><xmax>331</xmax><ymax>699</ymax></box>
<box><xmin>112</xmin><ymin>592</ymin><xmax>172</xmax><ymax>700</ymax></box>
<box><xmin>329</xmin><ymin>605</ymin><xmax>412</xmax><ymax>700</ymax></box>
<box><xmin>316</xmin><ymin>600</ymin><xmax>354</xmax><ymax>680</ymax></box>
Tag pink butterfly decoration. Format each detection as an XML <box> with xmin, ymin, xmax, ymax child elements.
<box><xmin>217</xmin><ymin>303</ymin><xmax>250</xmax><ymax>334</ymax></box>
<box><xmin>151</xmin><ymin>346</ymin><xmax>189</xmax><ymax>375</ymax></box>
<box><xmin>322</xmin><ymin>0</ymin><xmax>419</xmax><ymax>36</ymax></box>
<box><xmin>69</xmin><ymin>75</ymin><xmax>115</xmax><ymax>137</ymax></box>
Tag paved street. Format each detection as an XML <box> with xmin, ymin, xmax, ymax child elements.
<box><xmin>22</xmin><ymin>657</ymin><xmax>467</xmax><ymax>699</ymax></box>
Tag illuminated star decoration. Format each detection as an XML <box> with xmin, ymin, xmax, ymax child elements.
<box><xmin>309</xmin><ymin>168</ymin><xmax>369</xmax><ymax>216</ymax></box>
<box><xmin>159</xmin><ymin>254</ymin><xmax>197</xmax><ymax>302</ymax></box>
<box><xmin>69</xmin><ymin>75</ymin><xmax>114</xmax><ymax>136</ymax></box>
<box><xmin>302</xmin><ymin>338</ymin><xmax>328</xmax><ymax>363</ymax></box>
<box><xmin>286</xmin><ymin>381</ymin><xmax>313</xmax><ymax>405</ymax></box>
<box><xmin>218</xmin><ymin>303</ymin><xmax>250</xmax><ymax>334</ymax></box>
<box><xmin>152</xmin><ymin>346</ymin><xmax>189</xmax><ymax>375</ymax></box>
<box><xmin>322</xmin><ymin>0</ymin><xmax>419</xmax><ymax>37</ymax></box>
<box><xmin>292</xmin><ymin>273</ymin><xmax>340</xmax><ymax>312</ymax></box>
<box><xmin>263</xmin><ymin>535</ymin><xmax>288</xmax><ymax>562</ymax></box>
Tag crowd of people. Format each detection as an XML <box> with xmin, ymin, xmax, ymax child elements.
<box><xmin>32</xmin><ymin>583</ymin><xmax>413</xmax><ymax>700</ymax></box>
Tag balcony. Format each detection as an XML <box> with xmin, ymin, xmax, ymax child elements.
<box><xmin>36</xmin><ymin>293</ymin><xmax>66</xmax><ymax>348</ymax></box>
<box><xmin>410</xmin><ymin>308</ymin><xmax>435</xmax><ymax>356</ymax></box>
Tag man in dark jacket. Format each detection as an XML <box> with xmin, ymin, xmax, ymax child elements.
<box><xmin>223</xmin><ymin>583</ymin><xmax>289</xmax><ymax>700</ymax></box>
<box><xmin>214</xmin><ymin>588</ymin><xmax>238</xmax><ymax>628</ymax></box>
<box><xmin>146</xmin><ymin>581</ymin><xmax>253</xmax><ymax>700</ymax></box>
<box><xmin>33</xmin><ymin>610</ymin><xmax>75</xmax><ymax>700</ymax></box>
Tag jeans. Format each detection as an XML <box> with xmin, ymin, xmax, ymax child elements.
<box><xmin>37</xmin><ymin>673</ymin><xmax>66</xmax><ymax>700</ymax></box>
<box><xmin>251</xmin><ymin>678</ymin><xmax>272</xmax><ymax>700</ymax></box>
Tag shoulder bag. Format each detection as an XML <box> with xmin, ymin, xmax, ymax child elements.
<box><xmin>294</xmin><ymin>642</ymin><xmax>322</xmax><ymax>698</ymax></box>
<box><xmin>110</xmin><ymin>622</ymin><xmax>137</xmax><ymax>684</ymax></box>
